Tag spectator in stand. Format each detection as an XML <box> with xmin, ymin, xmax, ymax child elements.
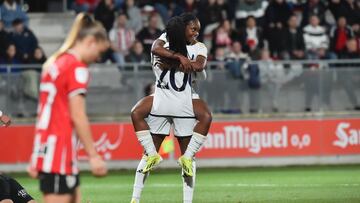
<box><xmin>264</xmin><ymin>0</ymin><xmax>292</xmax><ymax>58</ymax></box>
<box><xmin>22</xmin><ymin>47</ymin><xmax>45</xmax><ymax>102</ymax></box>
<box><xmin>213</xmin><ymin>47</ymin><xmax>226</xmax><ymax>69</ymax></box>
<box><xmin>330</xmin><ymin>0</ymin><xmax>360</xmax><ymax>26</ymax></box>
<box><xmin>72</xmin><ymin>0</ymin><xmax>99</xmax><ymax>13</ymax></box>
<box><xmin>303</xmin><ymin>15</ymin><xmax>333</xmax><ymax>60</ymax></box>
<box><xmin>300</xmin><ymin>0</ymin><xmax>327</xmax><ymax>27</ymax></box>
<box><xmin>197</xmin><ymin>0</ymin><xmax>225</xmax><ymax>40</ymax></box>
<box><xmin>239</xmin><ymin>16</ymin><xmax>264</xmax><ymax>59</ymax></box>
<box><xmin>0</xmin><ymin>44</ymin><xmax>21</xmax><ymax>65</ymax></box>
<box><xmin>338</xmin><ymin>38</ymin><xmax>360</xmax><ymax>110</ymax></box>
<box><xmin>125</xmin><ymin>40</ymin><xmax>150</xmax><ymax>63</ymax></box>
<box><xmin>136</xmin><ymin>14</ymin><xmax>162</xmax><ymax>56</ymax></box>
<box><xmin>215</xmin><ymin>0</ymin><xmax>229</xmax><ymax>20</ymax></box>
<box><xmin>302</xmin><ymin>15</ymin><xmax>334</xmax><ymax>112</ymax></box>
<box><xmin>330</xmin><ymin>17</ymin><xmax>354</xmax><ymax>56</ymax></box>
<box><xmin>94</xmin><ymin>0</ymin><xmax>116</xmax><ymax>32</ymax></box>
<box><xmin>9</xmin><ymin>19</ymin><xmax>38</xmax><ymax>63</ymax></box>
<box><xmin>282</xmin><ymin>15</ymin><xmax>305</xmax><ymax>60</ymax></box>
<box><xmin>234</xmin><ymin>0</ymin><xmax>269</xmax><ymax>28</ymax></box>
<box><xmin>225</xmin><ymin>41</ymin><xmax>249</xmax><ymax>79</ymax></box>
<box><xmin>173</xmin><ymin>0</ymin><xmax>199</xmax><ymax>17</ymax></box>
<box><xmin>151</xmin><ymin>0</ymin><xmax>172</xmax><ymax>23</ymax></box>
<box><xmin>109</xmin><ymin>13</ymin><xmax>136</xmax><ymax>68</ymax></box>
<box><xmin>210</xmin><ymin>19</ymin><xmax>237</xmax><ymax>55</ymax></box>
<box><xmin>28</xmin><ymin>46</ymin><xmax>47</xmax><ymax>64</ymax></box>
<box><xmin>222</xmin><ymin>41</ymin><xmax>250</xmax><ymax>114</ymax></box>
<box><xmin>122</xmin><ymin>0</ymin><xmax>143</xmax><ymax>34</ymax></box>
<box><xmin>353</xmin><ymin>24</ymin><xmax>360</xmax><ymax>52</ymax></box>
<box><xmin>0</xmin><ymin>20</ymin><xmax>10</xmax><ymax>59</ymax></box>
<box><xmin>0</xmin><ymin>0</ymin><xmax>28</xmax><ymax>30</ymax></box>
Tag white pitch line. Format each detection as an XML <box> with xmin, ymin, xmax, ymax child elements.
<box><xmin>24</xmin><ymin>183</ymin><xmax>360</xmax><ymax>190</ymax></box>
<box><xmin>80</xmin><ymin>183</ymin><xmax>360</xmax><ymax>188</ymax></box>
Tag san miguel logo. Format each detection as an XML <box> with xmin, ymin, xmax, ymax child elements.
<box><xmin>78</xmin><ymin>132</ymin><xmax>123</xmax><ymax>160</ymax></box>
<box><xmin>203</xmin><ymin>125</ymin><xmax>311</xmax><ymax>154</ymax></box>
<box><xmin>333</xmin><ymin>122</ymin><xmax>360</xmax><ymax>148</ymax></box>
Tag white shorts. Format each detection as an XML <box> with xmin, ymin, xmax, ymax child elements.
<box><xmin>147</xmin><ymin>115</ymin><xmax>197</xmax><ymax>137</ymax></box>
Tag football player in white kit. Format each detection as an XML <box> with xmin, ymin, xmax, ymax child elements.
<box><xmin>131</xmin><ymin>13</ymin><xmax>211</xmax><ymax>203</ymax></box>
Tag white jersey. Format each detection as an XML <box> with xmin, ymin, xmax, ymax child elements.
<box><xmin>150</xmin><ymin>32</ymin><xmax>207</xmax><ymax>117</ymax></box>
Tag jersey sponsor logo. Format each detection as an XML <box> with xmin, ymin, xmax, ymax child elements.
<box><xmin>333</xmin><ymin>122</ymin><xmax>360</xmax><ymax>148</ymax></box>
<box><xmin>75</xmin><ymin>67</ymin><xmax>89</xmax><ymax>84</ymax></box>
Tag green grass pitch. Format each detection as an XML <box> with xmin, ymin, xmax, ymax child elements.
<box><xmin>11</xmin><ymin>165</ymin><xmax>360</xmax><ymax>203</ymax></box>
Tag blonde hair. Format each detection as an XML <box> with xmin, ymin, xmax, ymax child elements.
<box><xmin>43</xmin><ymin>13</ymin><xmax>107</xmax><ymax>71</ymax></box>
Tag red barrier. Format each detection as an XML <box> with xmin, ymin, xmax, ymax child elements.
<box><xmin>0</xmin><ymin>118</ymin><xmax>359</xmax><ymax>163</ymax></box>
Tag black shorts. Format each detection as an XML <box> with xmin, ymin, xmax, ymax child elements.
<box><xmin>39</xmin><ymin>172</ymin><xmax>80</xmax><ymax>194</ymax></box>
<box><xmin>0</xmin><ymin>174</ymin><xmax>34</xmax><ymax>203</ymax></box>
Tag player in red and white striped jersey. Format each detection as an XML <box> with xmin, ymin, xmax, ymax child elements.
<box><xmin>28</xmin><ymin>13</ymin><xmax>109</xmax><ymax>203</ymax></box>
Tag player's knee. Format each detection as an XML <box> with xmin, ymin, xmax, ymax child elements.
<box><xmin>1</xmin><ymin>200</ymin><xmax>14</xmax><ymax>203</ymax></box>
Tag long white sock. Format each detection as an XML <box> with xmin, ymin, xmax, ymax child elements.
<box><xmin>132</xmin><ymin>155</ymin><xmax>150</xmax><ymax>202</ymax></box>
<box><xmin>136</xmin><ymin>130</ymin><xmax>157</xmax><ymax>156</ymax></box>
<box><xmin>184</xmin><ymin>132</ymin><xmax>207</xmax><ymax>158</ymax></box>
<box><xmin>183</xmin><ymin>160</ymin><xmax>196</xmax><ymax>203</ymax></box>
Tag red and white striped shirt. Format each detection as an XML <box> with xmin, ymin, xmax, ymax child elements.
<box><xmin>109</xmin><ymin>27</ymin><xmax>135</xmax><ymax>53</ymax></box>
<box><xmin>30</xmin><ymin>52</ymin><xmax>90</xmax><ymax>175</ymax></box>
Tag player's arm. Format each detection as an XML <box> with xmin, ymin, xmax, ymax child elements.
<box><xmin>69</xmin><ymin>94</ymin><xmax>107</xmax><ymax>177</ymax></box>
<box><xmin>151</xmin><ymin>39</ymin><xmax>192</xmax><ymax>71</ymax></box>
<box><xmin>0</xmin><ymin>111</ymin><xmax>11</xmax><ymax>127</ymax></box>
<box><xmin>190</xmin><ymin>55</ymin><xmax>207</xmax><ymax>72</ymax></box>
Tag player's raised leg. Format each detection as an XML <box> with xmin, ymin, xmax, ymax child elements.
<box><xmin>131</xmin><ymin>96</ymin><xmax>162</xmax><ymax>173</ymax></box>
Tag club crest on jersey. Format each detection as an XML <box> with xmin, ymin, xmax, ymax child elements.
<box><xmin>157</xmin><ymin>80</ymin><xmax>169</xmax><ymax>90</ymax></box>
<box><xmin>66</xmin><ymin>175</ymin><xmax>77</xmax><ymax>188</ymax></box>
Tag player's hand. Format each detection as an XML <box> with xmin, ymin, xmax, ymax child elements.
<box><xmin>27</xmin><ymin>165</ymin><xmax>38</xmax><ymax>179</ymax></box>
<box><xmin>0</xmin><ymin>114</ymin><xmax>11</xmax><ymax>127</ymax></box>
<box><xmin>178</xmin><ymin>55</ymin><xmax>192</xmax><ymax>73</ymax></box>
<box><xmin>89</xmin><ymin>155</ymin><xmax>107</xmax><ymax>177</ymax></box>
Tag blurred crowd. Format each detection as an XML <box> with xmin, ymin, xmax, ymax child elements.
<box><xmin>0</xmin><ymin>0</ymin><xmax>359</xmax><ymax>116</ymax></box>
<box><xmin>1</xmin><ymin>0</ymin><xmax>360</xmax><ymax>66</ymax></box>
<box><xmin>68</xmin><ymin>0</ymin><xmax>360</xmax><ymax>64</ymax></box>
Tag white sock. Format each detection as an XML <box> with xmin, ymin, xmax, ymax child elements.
<box><xmin>183</xmin><ymin>160</ymin><xmax>196</xmax><ymax>203</ymax></box>
<box><xmin>136</xmin><ymin>130</ymin><xmax>157</xmax><ymax>156</ymax></box>
<box><xmin>132</xmin><ymin>155</ymin><xmax>150</xmax><ymax>202</ymax></box>
<box><xmin>184</xmin><ymin>132</ymin><xmax>207</xmax><ymax>158</ymax></box>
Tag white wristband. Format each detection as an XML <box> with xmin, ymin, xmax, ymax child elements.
<box><xmin>0</xmin><ymin>111</ymin><xmax>2</xmax><ymax>117</ymax></box>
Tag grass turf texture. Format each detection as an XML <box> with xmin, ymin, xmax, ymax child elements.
<box><xmin>10</xmin><ymin>165</ymin><xmax>360</xmax><ymax>203</ymax></box>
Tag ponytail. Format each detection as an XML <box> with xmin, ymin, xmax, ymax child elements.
<box><xmin>165</xmin><ymin>16</ymin><xmax>188</xmax><ymax>57</ymax></box>
<box><xmin>43</xmin><ymin>13</ymin><xmax>107</xmax><ymax>71</ymax></box>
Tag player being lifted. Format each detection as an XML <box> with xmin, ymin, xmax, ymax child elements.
<box><xmin>27</xmin><ymin>13</ymin><xmax>108</xmax><ymax>203</ymax></box>
<box><xmin>131</xmin><ymin>13</ymin><xmax>212</xmax><ymax>203</ymax></box>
